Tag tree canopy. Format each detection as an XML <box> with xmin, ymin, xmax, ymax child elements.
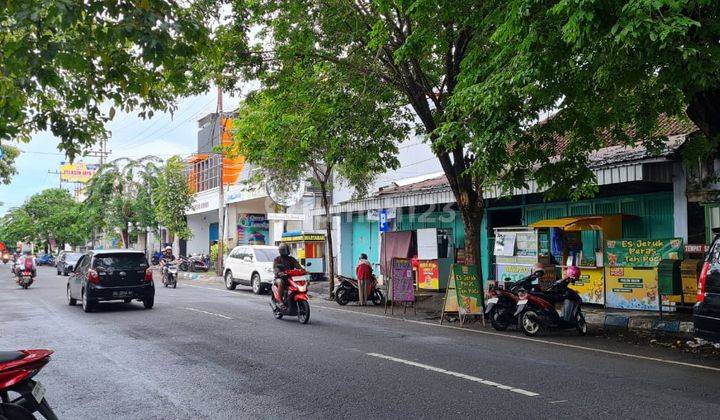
<box><xmin>0</xmin><ymin>0</ymin><xmax>213</xmax><ymax>158</ymax></box>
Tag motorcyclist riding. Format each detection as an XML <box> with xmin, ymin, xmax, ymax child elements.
<box><xmin>159</xmin><ymin>246</ymin><xmax>176</xmax><ymax>281</ymax></box>
<box><xmin>17</xmin><ymin>250</ymin><xmax>37</xmax><ymax>278</ymax></box>
<box><xmin>273</xmin><ymin>243</ymin><xmax>301</xmax><ymax>309</ymax></box>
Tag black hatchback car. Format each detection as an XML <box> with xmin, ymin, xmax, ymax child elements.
<box><xmin>57</xmin><ymin>251</ymin><xmax>83</xmax><ymax>276</ymax></box>
<box><xmin>694</xmin><ymin>229</ymin><xmax>720</xmax><ymax>342</ymax></box>
<box><xmin>66</xmin><ymin>249</ymin><xmax>154</xmax><ymax>312</ymax></box>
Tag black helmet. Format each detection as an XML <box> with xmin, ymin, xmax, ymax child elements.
<box><xmin>279</xmin><ymin>243</ymin><xmax>290</xmax><ymax>256</ymax></box>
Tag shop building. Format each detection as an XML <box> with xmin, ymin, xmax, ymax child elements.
<box><xmin>184</xmin><ymin>112</ymin><xmax>316</xmax><ymax>256</ymax></box>
<box><xmin>330</xmin><ymin>119</ymin><xmax>708</xmax><ymax>311</ymax></box>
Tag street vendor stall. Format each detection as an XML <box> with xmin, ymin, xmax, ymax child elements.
<box><xmin>605</xmin><ymin>238</ymin><xmax>683</xmax><ymax>310</ymax></box>
<box><xmin>527</xmin><ymin>215</ymin><xmax>629</xmax><ymax>305</ymax></box>
<box><xmin>493</xmin><ymin>227</ymin><xmax>556</xmax><ymax>290</ymax></box>
<box><xmin>280</xmin><ymin>231</ymin><xmax>326</xmax><ymax>281</ymax></box>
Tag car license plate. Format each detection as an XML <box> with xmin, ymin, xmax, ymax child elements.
<box><xmin>112</xmin><ymin>291</ymin><xmax>131</xmax><ymax>298</ymax></box>
<box><xmin>32</xmin><ymin>381</ymin><xmax>45</xmax><ymax>403</ymax></box>
<box><xmin>518</xmin><ymin>299</ymin><xmax>528</xmax><ymax>305</ymax></box>
<box><xmin>487</xmin><ymin>297</ymin><xmax>498</xmax><ymax>304</ymax></box>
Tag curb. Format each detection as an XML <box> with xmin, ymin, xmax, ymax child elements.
<box><xmin>603</xmin><ymin>315</ymin><xmax>693</xmax><ymax>335</ymax></box>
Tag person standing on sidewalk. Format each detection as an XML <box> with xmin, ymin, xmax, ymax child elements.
<box><xmin>356</xmin><ymin>253</ymin><xmax>373</xmax><ymax>306</ymax></box>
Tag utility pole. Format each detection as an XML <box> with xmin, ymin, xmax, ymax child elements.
<box><xmin>86</xmin><ymin>138</ymin><xmax>110</xmax><ymax>249</ymax></box>
<box><xmin>216</xmin><ymin>87</ymin><xmax>226</xmax><ymax>276</ymax></box>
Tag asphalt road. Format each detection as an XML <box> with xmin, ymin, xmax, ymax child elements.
<box><xmin>2</xmin><ymin>266</ymin><xmax>720</xmax><ymax>419</ymax></box>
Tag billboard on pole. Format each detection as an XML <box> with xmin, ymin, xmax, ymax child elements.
<box><xmin>60</xmin><ymin>162</ymin><xmax>99</xmax><ymax>183</ymax></box>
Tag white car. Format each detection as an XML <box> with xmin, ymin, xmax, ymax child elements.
<box><xmin>223</xmin><ymin>245</ymin><xmax>279</xmax><ymax>294</ymax></box>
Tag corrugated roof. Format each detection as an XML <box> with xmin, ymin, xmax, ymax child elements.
<box><xmin>330</xmin><ymin>115</ymin><xmax>697</xmax><ymax>213</ymax></box>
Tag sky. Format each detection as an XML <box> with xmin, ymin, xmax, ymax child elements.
<box><xmin>0</xmin><ymin>90</ymin><xmax>242</xmax><ymax>215</ymax></box>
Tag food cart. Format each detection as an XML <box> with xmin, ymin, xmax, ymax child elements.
<box><xmin>527</xmin><ymin>215</ymin><xmax>629</xmax><ymax>305</ymax></box>
<box><xmin>280</xmin><ymin>231</ymin><xmax>326</xmax><ymax>281</ymax></box>
<box><xmin>493</xmin><ymin>227</ymin><xmax>556</xmax><ymax>290</ymax></box>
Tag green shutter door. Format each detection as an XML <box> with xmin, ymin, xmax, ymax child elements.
<box><xmin>620</xmin><ymin>199</ymin><xmax>645</xmax><ymax>238</ymax></box>
<box><xmin>645</xmin><ymin>196</ymin><xmax>674</xmax><ymax>238</ymax></box>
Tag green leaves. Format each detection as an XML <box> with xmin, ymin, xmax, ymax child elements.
<box><xmin>153</xmin><ymin>156</ymin><xmax>193</xmax><ymax>240</ymax></box>
<box><xmin>0</xmin><ymin>0</ymin><xmax>214</xmax><ymax>161</ymax></box>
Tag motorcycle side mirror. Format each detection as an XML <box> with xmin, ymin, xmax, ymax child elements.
<box><xmin>306</xmin><ymin>261</ymin><xmax>312</xmax><ymax>266</ymax></box>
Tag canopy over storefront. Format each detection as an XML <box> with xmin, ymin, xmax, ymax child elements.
<box><xmin>529</xmin><ymin>215</ymin><xmax>636</xmax><ymax>233</ymax></box>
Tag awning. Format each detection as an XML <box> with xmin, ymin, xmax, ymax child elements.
<box><xmin>529</xmin><ymin>215</ymin><xmax>635</xmax><ymax>231</ymax></box>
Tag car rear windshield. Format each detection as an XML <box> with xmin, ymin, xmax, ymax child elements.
<box><xmin>255</xmin><ymin>248</ymin><xmax>279</xmax><ymax>262</ymax></box>
<box><xmin>66</xmin><ymin>253</ymin><xmax>83</xmax><ymax>263</ymax></box>
<box><xmin>93</xmin><ymin>253</ymin><xmax>148</xmax><ymax>270</ymax></box>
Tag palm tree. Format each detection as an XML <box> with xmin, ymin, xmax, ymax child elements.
<box><xmin>85</xmin><ymin>156</ymin><xmax>162</xmax><ymax>248</ymax></box>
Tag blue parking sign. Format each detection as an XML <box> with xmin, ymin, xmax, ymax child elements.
<box><xmin>379</xmin><ymin>209</ymin><xmax>389</xmax><ymax>232</ymax></box>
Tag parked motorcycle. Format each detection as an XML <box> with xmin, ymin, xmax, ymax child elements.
<box><xmin>162</xmin><ymin>263</ymin><xmax>178</xmax><ymax>288</ymax></box>
<box><xmin>334</xmin><ymin>275</ymin><xmax>384</xmax><ymax>306</ymax></box>
<box><xmin>189</xmin><ymin>255</ymin><xmax>209</xmax><ymax>272</ymax></box>
<box><xmin>0</xmin><ymin>349</ymin><xmax>59</xmax><ymax>420</ymax></box>
<box><xmin>485</xmin><ymin>271</ymin><xmax>544</xmax><ymax>331</ymax></box>
<box><xmin>513</xmin><ymin>267</ymin><xmax>587</xmax><ymax>336</ymax></box>
<box><xmin>36</xmin><ymin>255</ymin><xmax>54</xmax><ymax>267</ymax></box>
<box><xmin>178</xmin><ymin>256</ymin><xmax>191</xmax><ymax>272</ymax></box>
<box><xmin>270</xmin><ymin>268</ymin><xmax>311</xmax><ymax>324</ymax></box>
<box><xmin>178</xmin><ymin>255</ymin><xmax>208</xmax><ymax>273</ymax></box>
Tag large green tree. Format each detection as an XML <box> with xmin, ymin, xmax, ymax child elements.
<box><xmin>0</xmin><ymin>188</ymin><xmax>88</xmax><ymax>250</ymax></box>
<box><xmin>212</xmin><ymin>0</ymin><xmax>490</xmax><ymax>271</ymax></box>
<box><xmin>0</xmin><ymin>0</ymin><xmax>213</xmax><ymax>159</ymax></box>
<box><xmin>445</xmin><ymin>0</ymin><xmax>720</xmax><ymax>199</ymax></box>
<box><xmin>153</xmin><ymin>155</ymin><xmax>193</xmax><ymax>244</ymax></box>
<box><xmin>23</xmin><ymin>188</ymin><xmax>89</xmax><ymax>250</ymax></box>
<box><xmin>232</xmin><ymin>60</ymin><xmax>406</xmax><ymax>291</ymax></box>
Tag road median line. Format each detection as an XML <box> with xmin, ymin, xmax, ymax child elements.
<box><xmin>367</xmin><ymin>352</ymin><xmax>539</xmax><ymax>397</ymax></box>
<box><xmin>183</xmin><ymin>307</ymin><xmax>233</xmax><ymax>320</ymax></box>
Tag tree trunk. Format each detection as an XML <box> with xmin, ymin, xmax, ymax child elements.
<box><xmin>319</xmin><ymin>180</ymin><xmax>336</xmax><ymax>299</ymax></box>
<box><xmin>686</xmin><ymin>88</ymin><xmax>720</xmax><ymax>142</ymax></box>
<box><xmin>122</xmin><ymin>229</ymin><xmax>129</xmax><ymax>249</ymax></box>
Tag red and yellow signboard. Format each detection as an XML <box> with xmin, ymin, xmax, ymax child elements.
<box><xmin>418</xmin><ymin>260</ymin><xmax>439</xmax><ymax>290</ymax></box>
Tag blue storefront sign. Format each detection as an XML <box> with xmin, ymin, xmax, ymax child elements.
<box><xmin>379</xmin><ymin>209</ymin><xmax>389</xmax><ymax>232</ymax></box>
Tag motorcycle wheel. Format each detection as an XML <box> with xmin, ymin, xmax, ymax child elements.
<box><xmin>335</xmin><ymin>288</ymin><xmax>350</xmax><ymax>306</ymax></box>
<box><xmin>21</xmin><ymin>283</ymin><xmax>29</xmax><ymax>289</ymax></box>
<box><xmin>180</xmin><ymin>262</ymin><xmax>189</xmax><ymax>271</ymax></box>
<box><xmin>576</xmin><ymin>312</ymin><xmax>587</xmax><ymax>335</ymax></box>
<box><xmin>489</xmin><ymin>306</ymin><xmax>510</xmax><ymax>331</ymax></box>
<box><xmin>0</xmin><ymin>403</ymin><xmax>36</xmax><ymax>420</ymax></box>
<box><xmin>172</xmin><ymin>280</ymin><xmax>177</xmax><ymax>289</ymax></box>
<box><xmin>520</xmin><ymin>310</ymin><xmax>542</xmax><ymax>336</ymax></box>
<box><xmin>370</xmin><ymin>289</ymin><xmax>385</xmax><ymax>306</ymax></box>
<box><xmin>297</xmin><ymin>300</ymin><xmax>310</xmax><ymax>324</ymax></box>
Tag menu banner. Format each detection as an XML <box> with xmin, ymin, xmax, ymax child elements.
<box><xmin>390</xmin><ymin>258</ymin><xmax>415</xmax><ymax>302</ymax></box>
<box><xmin>606</xmin><ymin>238</ymin><xmax>683</xmax><ymax>267</ymax></box>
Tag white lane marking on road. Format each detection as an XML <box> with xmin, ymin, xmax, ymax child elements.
<box><xmin>316</xmin><ymin>306</ymin><xmax>720</xmax><ymax>373</ymax></box>
<box><xmin>183</xmin><ymin>307</ymin><xmax>233</xmax><ymax>320</ymax></box>
<box><xmin>549</xmin><ymin>400</ymin><xmax>568</xmax><ymax>404</ymax></box>
<box><xmin>367</xmin><ymin>352</ymin><xmax>539</xmax><ymax>397</ymax></box>
<box><xmin>182</xmin><ymin>282</ymin><xmax>720</xmax><ymax>374</ymax></box>
<box><xmin>184</xmin><ymin>283</ymin><xmax>263</xmax><ymax>298</ymax></box>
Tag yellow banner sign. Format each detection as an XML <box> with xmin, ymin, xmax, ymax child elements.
<box><xmin>60</xmin><ymin>162</ymin><xmax>99</xmax><ymax>183</ymax></box>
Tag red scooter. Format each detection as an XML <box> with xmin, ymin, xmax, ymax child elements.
<box><xmin>0</xmin><ymin>349</ymin><xmax>58</xmax><ymax>420</ymax></box>
<box><xmin>270</xmin><ymin>268</ymin><xmax>311</xmax><ymax>324</ymax></box>
<box><xmin>16</xmin><ymin>260</ymin><xmax>35</xmax><ymax>289</ymax></box>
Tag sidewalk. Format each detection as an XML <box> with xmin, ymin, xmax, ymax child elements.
<box><xmin>308</xmin><ymin>280</ymin><xmax>696</xmax><ymax>337</ymax></box>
